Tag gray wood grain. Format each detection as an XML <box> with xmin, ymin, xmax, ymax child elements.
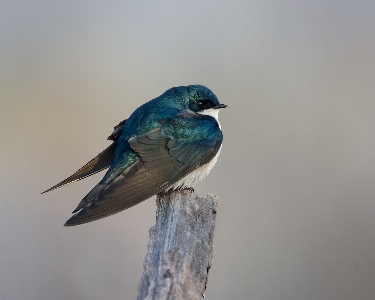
<box><xmin>137</xmin><ymin>189</ymin><xmax>218</xmax><ymax>300</ymax></box>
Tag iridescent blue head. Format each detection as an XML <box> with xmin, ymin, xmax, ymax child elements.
<box><xmin>161</xmin><ymin>85</ymin><xmax>227</xmax><ymax>115</ymax></box>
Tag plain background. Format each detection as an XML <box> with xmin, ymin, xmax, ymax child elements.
<box><xmin>1</xmin><ymin>1</ymin><xmax>375</xmax><ymax>300</ymax></box>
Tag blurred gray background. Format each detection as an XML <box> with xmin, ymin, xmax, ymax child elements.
<box><xmin>1</xmin><ymin>1</ymin><xmax>375</xmax><ymax>300</ymax></box>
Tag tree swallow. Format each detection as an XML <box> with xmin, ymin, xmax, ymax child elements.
<box><xmin>42</xmin><ymin>85</ymin><xmax>227</xmax><ymax>226</ymax></box>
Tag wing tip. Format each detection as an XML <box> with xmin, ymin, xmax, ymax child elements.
<box><xmin>64</xmin><ymin>220</ymin><xmax>77</xmax><ymax>227</ymax></box>
<box><xmin>64</xmin><ymin>215</ymin><xmax>82</xmax><ymax>227</ymax></box>
<box><xmin>41</xmin><ymin>186</ymin><xmax>60</xmax><ymax>194</ymax></box>
<box><xmin>64</xmin><ymin>207</ymin><xmax>96</xmax><ymax>227</ymax></box>
<box><xmin>40</xmin><ymin>181</ymin><xmax>75</xmax><ymax>195</ymax></box>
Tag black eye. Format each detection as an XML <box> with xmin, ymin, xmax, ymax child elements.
<box><xmin>197</xmin><ymin>100</ymin><xmax>215</xmax><ymax>110</ymax></box>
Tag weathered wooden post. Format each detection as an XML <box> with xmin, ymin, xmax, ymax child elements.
<box><xmin>137</xmin><ymin>189</ymin><xmax>218</xmax><ymax>300</ymax></box>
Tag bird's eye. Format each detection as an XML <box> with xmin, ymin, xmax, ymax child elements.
<box><xmin>197</xmin><ymin>100</ymin><xmax>215</xmax><ymax>110</ymax></box>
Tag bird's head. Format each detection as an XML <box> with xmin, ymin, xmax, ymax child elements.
<box><xmin>163</xmin><ymin>85</ymin><xmax>227</xmax><ymax>119</ymax></box>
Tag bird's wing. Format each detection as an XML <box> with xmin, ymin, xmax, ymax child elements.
<box><xmin>41</xmin><ymin>119</ymin><xmax>127</xmax><ymax>194</ymax></box>
<box><xmin>65</xmin><ymin>110</ymin><xmax>222</xmax><ymax>226</ymax></box>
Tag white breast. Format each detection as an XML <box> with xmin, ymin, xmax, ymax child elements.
<box><xmin>166</xmin><ymin>108</ymin><xmax>222</xmax><ymax>191</ymax></box>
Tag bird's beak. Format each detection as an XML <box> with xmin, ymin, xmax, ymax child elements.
<box><xmin>215</xmin><ymin>104</ymin><xmax>227</xmax><ymax>109</ymax></box>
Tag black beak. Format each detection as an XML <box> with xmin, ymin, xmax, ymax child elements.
<box><xmin>215</xmin><ymin>104</ymin><xmax>227</xmax><ymax>109</ymax></box>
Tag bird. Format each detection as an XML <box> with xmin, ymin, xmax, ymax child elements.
<box><xmin>42</xmin><ymin>85</ymin><xmax>227</xmax><ymax>226</ymax></box>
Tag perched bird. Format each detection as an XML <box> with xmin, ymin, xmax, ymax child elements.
<box><xmin>42</xmin><ymin>85</ymin><xmax>227</xmax><ymax>226</ymax></box>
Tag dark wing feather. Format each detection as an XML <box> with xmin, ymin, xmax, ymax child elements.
<box><xmin>64</xmin><ymin>118</ymin><xmax>222</xmax><ymax>226</ymax></box>
<box><xmin>41</xmin><ymin>142</ymin><xmax>116</xmax><ymax>194</ymax></box>
<box><xmin>42</xmin><ymin>119</ymin><xmax>126</xmax><ymax>194</ymax></box>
